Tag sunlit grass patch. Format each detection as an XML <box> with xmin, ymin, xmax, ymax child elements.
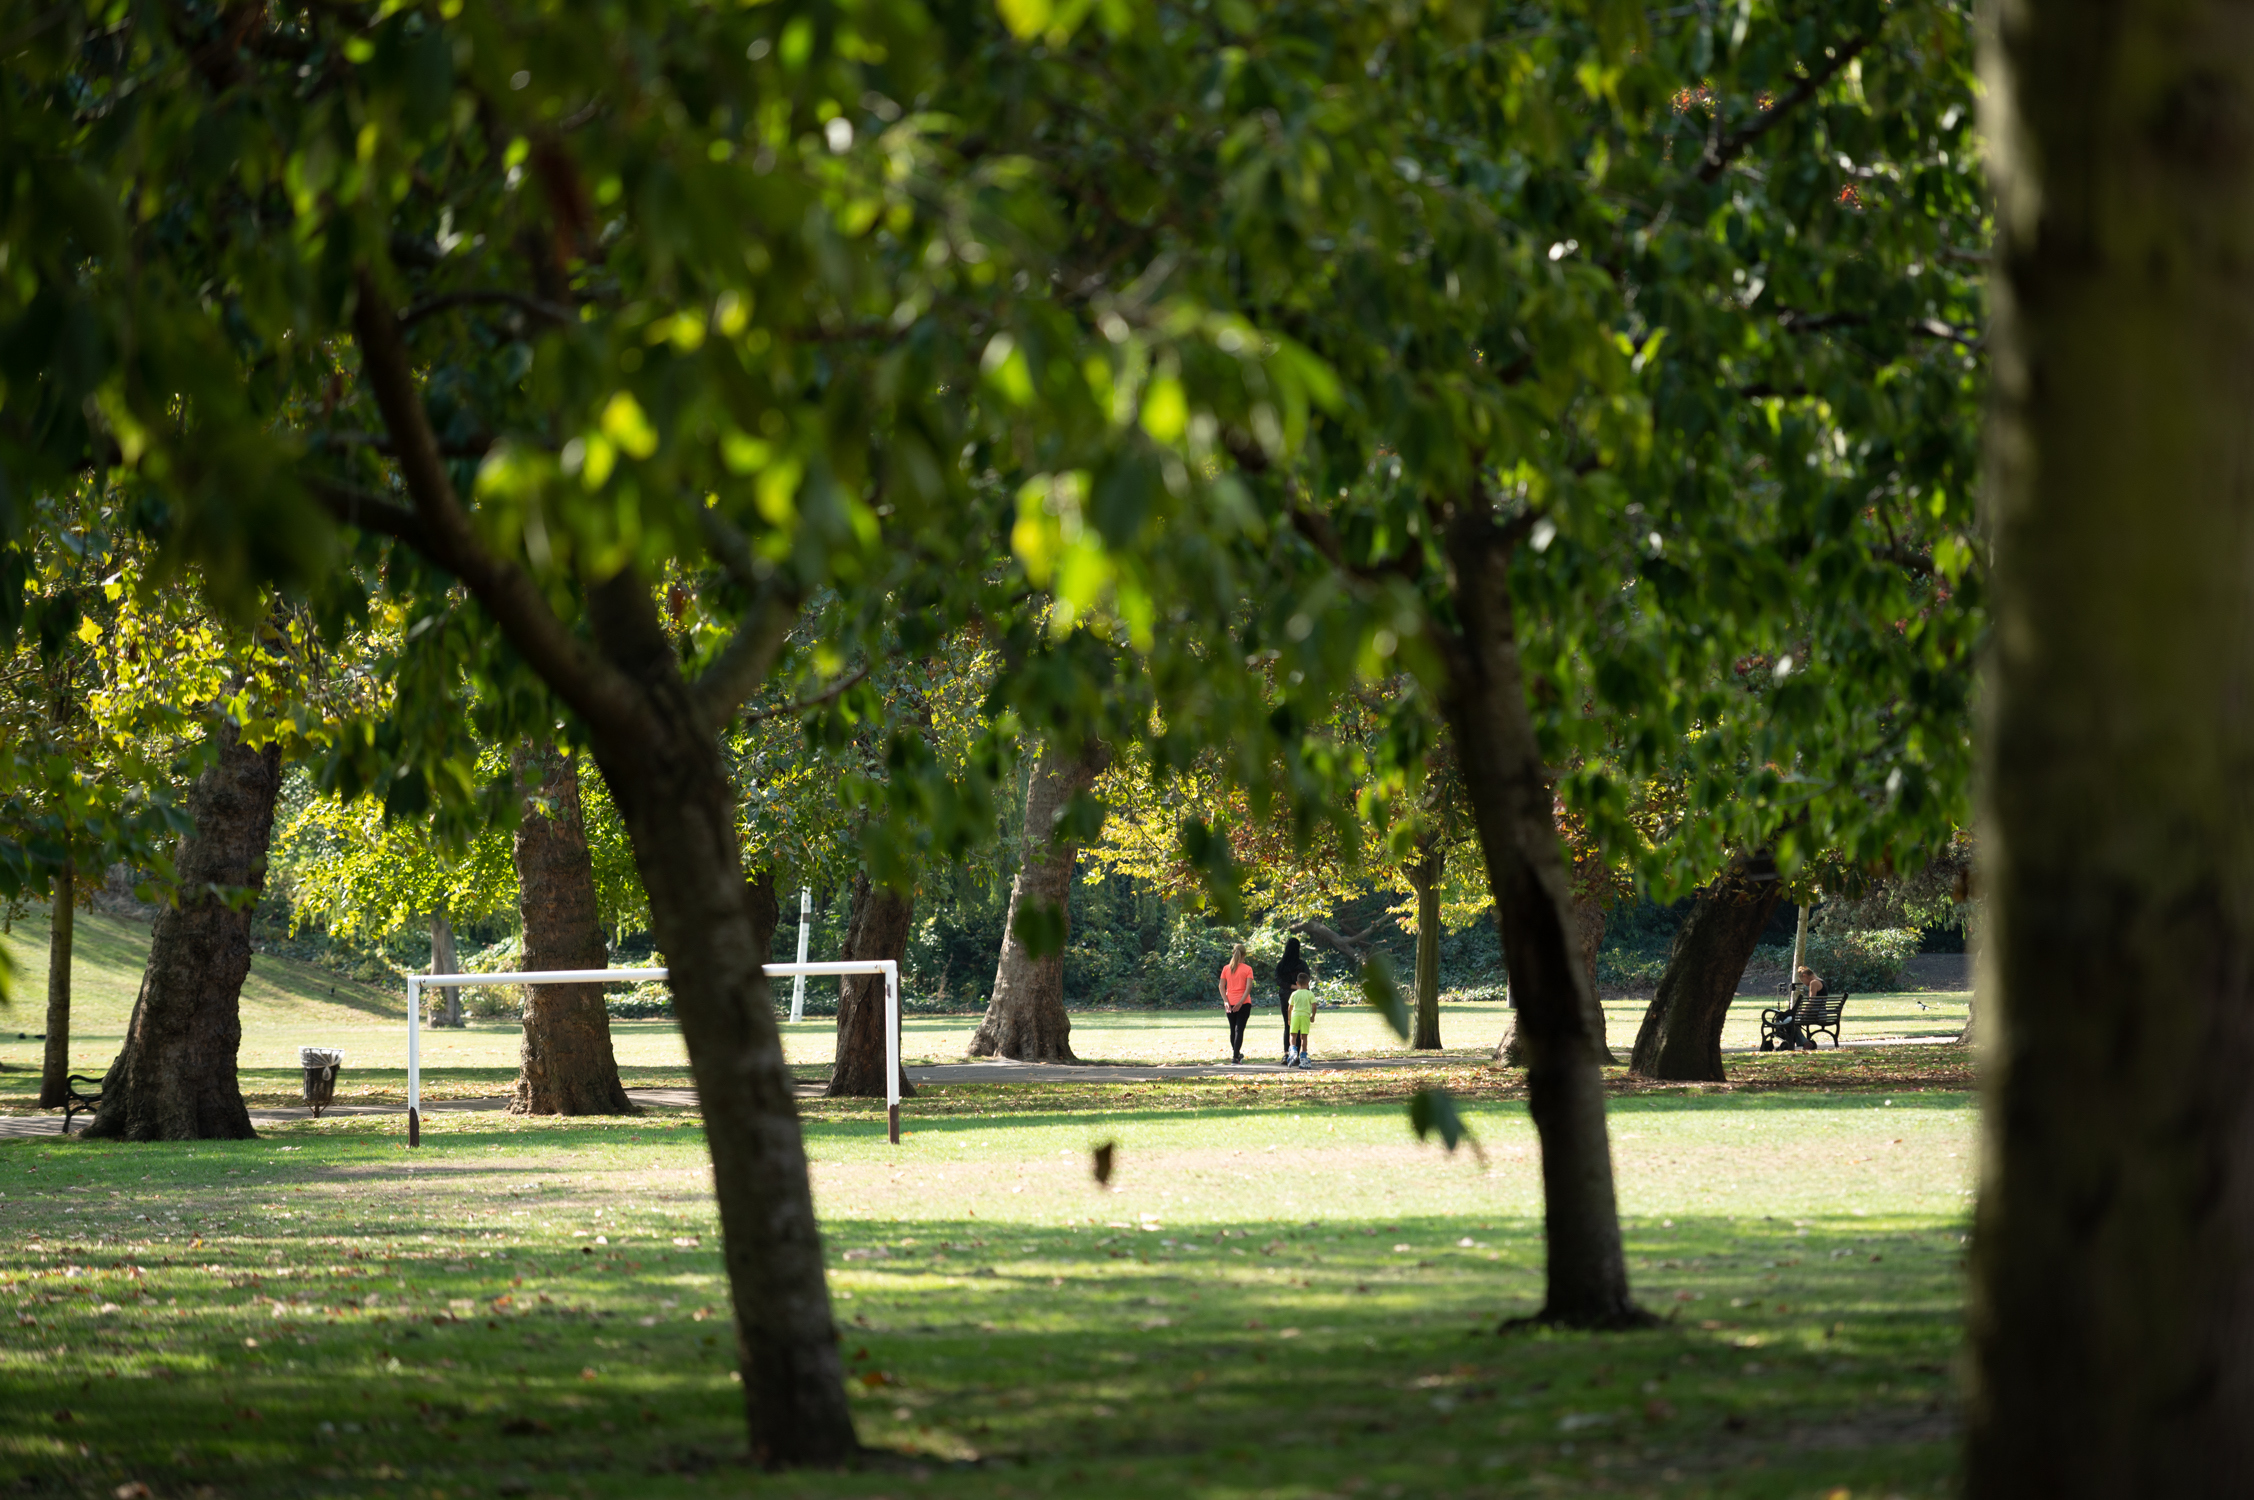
<box><xmin>3</xmin><ymin>1086</ymin><xmax>1970</xmax><ymax>1498</ymax></box>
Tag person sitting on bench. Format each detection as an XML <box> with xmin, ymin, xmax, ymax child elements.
<box><xmin>1776</xmin><ymin>967</ymin><xmax>1825</xmax><ymax>1051</ymax></box>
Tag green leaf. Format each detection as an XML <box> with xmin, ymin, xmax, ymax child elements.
<box><xmin>1407</xmin><ymin>1086</ymin><xmax>1484</xmax><ymax>1164</ymax></box>
<box><xmin>1361</xmin><ymin>951</ymin><xmax>1409</xmax><ymax>1040</ymax></box>
<box><xmin>1011</xmin><ymin>898</ymin><xmax>1068</xmax><ymax>958</ymax></box>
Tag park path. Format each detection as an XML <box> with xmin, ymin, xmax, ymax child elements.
<box><xmin>0</xmin><ymin>1034</ymin><xmax>1958</xmax><ymax>1138</ymax></box>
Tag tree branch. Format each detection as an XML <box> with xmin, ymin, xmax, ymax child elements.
<box><xmin>740</xmin><ymin>663</ymin><xmax>873</xmax><ymax>724</ymax></box>
<box><xmin>350</xmin><ymin>267</ymin><xmax>644</xmax><ymax>734</ymax></box>
<box><xmin>300</xmin><ymin>475</ymin><xmax>432</xmax><ymax>552</ymax></box>
<box><xmin>1292</xmin><ymin>916</ymin><xmax>1385</xmax><ymax>967</ymax></box>
<box><xmin>305</xmin><ymin>429</ymin><xmax>496</xmax><ymax>459</ymax></box>
<box><xmin>696</xmin><ymin>507</ymin><xmax>766</xmax><ymax>593</ymax></box>
<box><xmin>1698</xmin><ymin>35</ymin><xmax>1874</xmax><ymax>183</ymax></box>
<box><xmin>689</xmin><ymin>592</ymin><xmax>802</xmax><ymax>730</ymax></box>
<box><xmin>398</xmin><ymin>289</ymin><xmax>578</xmax><ymax>329</ymax></box>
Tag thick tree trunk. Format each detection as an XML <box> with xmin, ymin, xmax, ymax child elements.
<box><xmin>1436</xmin><ymin>513</ymin><xmax>1643</xmax><ymax>1328</ymax></box>
<box><xmin>1967</xmin><ymin>6</ymin><xmax>2254</xmax><ymax>1491</ymax></box>
<box><xmin>510</xmin><ymin>744</ymin><xmax>634</xmax><ymax>1116</ymax></box>
<box><xmin>969</xmin><ymin>737</ymin><xmax>1105</xmax><ymax>1062</ymax></box>
<box><xmin>1410</xmin><ymin>853</ymin><xmax>1443</xmax><ymax>1050</ymax></box>
<box><xmin>1628</xmin><ymin>849</ymin><xmax>1785</xmax><ymax>1081</ymax></box>
<box><xmin>428</xmin><ymin>911</ymin><xmax>463</xmax><ymax>1027</ymax></box>
<box><xmin>37</xmin><ymin>863</ymin><xmax>73</xmax><ymax>1109</ymax></box>
<box><xmin>1571</xmin><ymin>889</ymin><xmax>1614</xmax><ymax>1062</ymax></box>
<box><xmin>351</xmin><ymin>282</ymin><xmax>853</xmax><ymax>1466</ymax></box>
<box><xmin>826</xmin><ymin>872</ymin><xmax>917</xmax><ymax>1099</ymax></box>
<box><xmin>83</xmin><ymin>721</ymin><xmax>279</xmax><ymax>1142</ymax></box>
<box><xmin>575</xmin><ymin>578</ymin><xmax>853</xmax><ymax>1467</ymax></box>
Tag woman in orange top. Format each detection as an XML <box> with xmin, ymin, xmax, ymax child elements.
<box><xmin>1218</xmin><ymin>943</ymin><xmax>1256</xmax><ymax>1064</ymax></box>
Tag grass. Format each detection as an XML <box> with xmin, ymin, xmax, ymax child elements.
<box><xmin>2</xmin><ymin>1083</ymin><xmax>1972</xmax><ymax>1500</ymax></box>
<box><xmin>1</xmin><ymin>911</ymin><xmax>1971</xmax><ymax>1110</ymax></box>
<box><xmin>1</xmin><ymin>908</ymin><xmax>1978</xmax><ymax>1497</ymax></box>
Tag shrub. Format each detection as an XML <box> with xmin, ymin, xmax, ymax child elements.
<box><xmin>1750</xmin><ymin>927</ymin><xmax>1922</xmax><ymax>993</ymax></box>
<box><xmin>1596</xmin><ymin>951</ymin><xmax>1672</xmax><ymax>989</ymax></box>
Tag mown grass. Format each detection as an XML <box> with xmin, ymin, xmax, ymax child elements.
<box><xmin>1</xmin><ymin>911</ymin><xmax>1969</xmax><ymax>1113</ymax></box>
<box><xmin>3</xmin><ymin>1077</ymin><xmax>1973</xmax><ymax>1500</ymax></box>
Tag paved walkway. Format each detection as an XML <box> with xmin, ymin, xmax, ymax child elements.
<box><xmin>1</xmin><ymin>1034</ymin><xmax>1962</xmax><ymax>1138</ymax></box>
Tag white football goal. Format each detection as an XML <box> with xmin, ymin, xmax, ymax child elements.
<box><xmin>403</xmin><ymin>960</ymin><xmax>900</xmax><ymax>1147</ymax></box>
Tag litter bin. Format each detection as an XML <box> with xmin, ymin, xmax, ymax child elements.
<box><xmin>300</xmin><ymin>1047</ymin><xmax>344</xmax><ymax>1117</ymax></box>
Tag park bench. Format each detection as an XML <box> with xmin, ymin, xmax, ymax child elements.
<box><xmin>54</xmin><ymin>1073</ymin><xmax>104</xmax><ymax>1132</ymax></box>
<box><xmin>1759</xmin><ymin>989</ymin><xmax>1850</xmax><ymax>1051</ymax></box>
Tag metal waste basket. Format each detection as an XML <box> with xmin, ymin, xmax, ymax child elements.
<box><xmin>299</xmin><ymin>1047</ymin><xmax>344</xmax><ymax>1117</ymax></box>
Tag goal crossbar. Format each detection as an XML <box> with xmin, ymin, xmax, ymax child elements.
<box><xmin>403</xmin><ymin>961</ymin><xmax>900</xmax><ymax>1147</ymax></box>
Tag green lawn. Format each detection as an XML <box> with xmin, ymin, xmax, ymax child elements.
<box><xmin>2</xmin><ymin>1082</ymin><xmax>1971</xmax><ymax>1499</ymax></box>
<box><xmin>2</xmin><ymin>907</ymin><xmax>1978</xmax><ymax>1496</ymax></box>
<box><xmin>1</xmin><ymin>911</ymin><xmax>1970</xmax><ymax>1109</ymax></box>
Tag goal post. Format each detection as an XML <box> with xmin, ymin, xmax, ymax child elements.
<box><xmin>402</xmin><ymin>960</ymin><xmax>901</xmax><ymax>1148</ymax></box>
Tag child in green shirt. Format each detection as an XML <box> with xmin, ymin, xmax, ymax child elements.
<box><xmin>1287</xmin><ymin>980</ymin><xmax>1317</xmax><ymax>1067</ymax></box>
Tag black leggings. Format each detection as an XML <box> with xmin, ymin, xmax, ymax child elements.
<box><xmin>1279</xmin><ymin>995</ymin><xmax>1295</xmax><ymax>1058</ymax></box>
<box><xmin>1227</xmin><ymin>1005</ymin><xmax>1251</xmax><ymax>1056</ymax></box>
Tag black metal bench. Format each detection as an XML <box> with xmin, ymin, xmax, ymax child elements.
<box><xmin>1759</xmin><ymin>990</ymin><xmax>1849</xmax><ymax>1051</ymax></box>
<box><xmin>57</xmin><ymin>1073</ymin><xmax>103</xmax><ymax>1132</ymax></box>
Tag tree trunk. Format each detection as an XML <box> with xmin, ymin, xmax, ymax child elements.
<box><xmin>1628</xmin><ymin>848</ymin><xmax>1785</xmax><ymax>1081</ymax></box>
<box><xmin>572</xmin><ymin>575</ymin><xmax>853</xmax><ymax>1467</ymax></box>
<box><xmin>428</xmin><ymin>910</ymin><xmax>463</xmax><ymax>1027</ymax></box>
<box><xmin>1571</xmin><ymin>888</ymin><xmax>1614</xmax><ymax>1062</ymax></box>
<box><xmin>1967</xmin><ymin>6</ymin><xmax>2254</xmax><ymax>1490</ymax></box>
<box><xmin>1410</xmin><ymin>851</ymin><xmax>1443</xmax><ymax>1050</ymax></box>
<box><xmin>1435</xmin><ymin>512</ymin><xmax>1644</xmax><ymax>1328</ymax></box>
<box><xmin>350</xmin><ymin>285</ymin><xmax>854</xmax><ymax>1466</ymax></box>
<box><xmin>36</xmin><ymin>863</ymin><xmax>73</xmax><ymax>1109</ymax></box>
<box><xmin>826</xmin><ymin>872</ymin><xmax>917</xmax><ymax>1099</ymax></box>
<box><xmin>969</xmin><ymin>737</ymin><xmax>1106</xmax><ymax>1062</ymax></box>
<box><xmin>83</xmin><ymin>721</ymin><xmax>279</xmax><ymax>1142</ymax></box>
<box><xmin>510</xmin><ymin>743</ymin><xmax>634</xmax><ymax>1116</ymax></box>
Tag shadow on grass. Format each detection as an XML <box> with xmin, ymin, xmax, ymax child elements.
<box><xmin>0</xmin><ymin>1117</ymin><xmax>1966</xmax><ymax>1500</ymax></box>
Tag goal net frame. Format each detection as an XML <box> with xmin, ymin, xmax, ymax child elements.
<box><xmin>402</xmin><ymin>961</ymin><xmax>901</xmax><ymax>1146</ymax></box>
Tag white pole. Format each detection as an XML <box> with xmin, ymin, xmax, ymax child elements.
<box><xmin>883</xmin><ymin>959</ymin><xmax>901</xmax><ymax>1144</ymax></box>
<box><xmin>401</xmin><ymin>962</ymin><xmax>903</xmax><ymax>1146</ymax></box>
<box><xmin>789</xmin><ymin>887</ymin><xmax>811</xmax><ymax>1023</ymax></box>
<box><xmin>406</xmin><ymin>975</ymin><xmax>422</xmax><ymax>1148</ymax></box>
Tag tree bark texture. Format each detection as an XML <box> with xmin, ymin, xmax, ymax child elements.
<box><xmin>1410</xmin><ymin>851</ymin><xmax>1443</xmax><ymax>1050</ymax></box>
<box><xmin>428</xmin><ymin>910</ymin><xmax>463</xmax><ymax>1027</ymax></box>
<box><xmin>1968</xmin><ymin>4</ymin><xmax>2254</xmax><ymax>1490</ymax></box>
<box><xmin>37</xmin><ymin>863</ymin><xmax>73</xmax><ymax>1108</ymax></box>
<box><xmin>969</xmin><ymin>737</ymin><xmax>1106</xmax><ymax>1062</ymax></box>
<box><xmin>1628</xmin><ymin>849</ymin><xmax>1785</xmax><ymax>1081</ymax></box>
<box><xmin>1570</xmin><ymin>888</ymin><xmax>1614</xmax><ymax>1062</ymax></box>
<box><xmin>350</xmin><ymin>282</ymin><xmax>854</xmax><ymax>1465</ymax></box>
<box><xmin>572</xmin><ymin>575</ymin><xmax>853</xmax><ymax>1466</ymax></box>
<box><xmin>827</xmin><ymin>872</ymin><xmax>917</xmax><ymax>1099</ymax></box>
<box><xmin>83</xmin><ymin>721</ymin><xmax>279</xmax><ymax>1142</ymax></box>
<box><xmin>1434</xmin><ymin>513</ymin><xmax>1642</xmax><ymax>1327</ymax></box>
<box><xmin>510</xmin><ymin>744</ymin><xmax>634</xmax><ymax>1116</ymax></box>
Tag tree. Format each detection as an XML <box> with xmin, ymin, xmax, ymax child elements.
<box><xmin>827</xmin><ymin>871</ymin><xmax>916</xmax><ymax>1098</ymax></box>
<box><xmin>730</xmin><ymin>619</ymin><xmax>1001</xmax><ymax>1099</ymax></box>
<box><xmin>1965</xmin><ymin>0</ymin><xmax>2251</xmax><ymax>1485</ymax></box>
<box><xmin>1083</xmin><ymin>0</ymin><xmax>1980</xmax><ymax>1325</ymax></box>
<box><xmin>511</xmin><ymin>742</ymin><xmax>634</xmax><ymax>1115</ymax></box>
<box><xmin>0</xmin><ymin>512</ymin><xmax>196</xmax><ymax>1094</ymax></box>
<box><xmin>1627</xmin><ymin>846</ymin><xmax>1787</xmax><ymax>1078</ymax></box>
<box><xmin>82</xmin><ymin>718</ymin><xmax>281</xmax><ymax>1141</ymax></box>
<box><xmin>969</xmin><ymin>735</ymin><xmax>1108</xmax><ymax>1062</ymax></box>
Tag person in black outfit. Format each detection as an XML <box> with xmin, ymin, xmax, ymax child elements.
<box><xmin>1274</xmin><ymin>937</ymin><xmax>1312</xmax><ymax>1065</ymax></box>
